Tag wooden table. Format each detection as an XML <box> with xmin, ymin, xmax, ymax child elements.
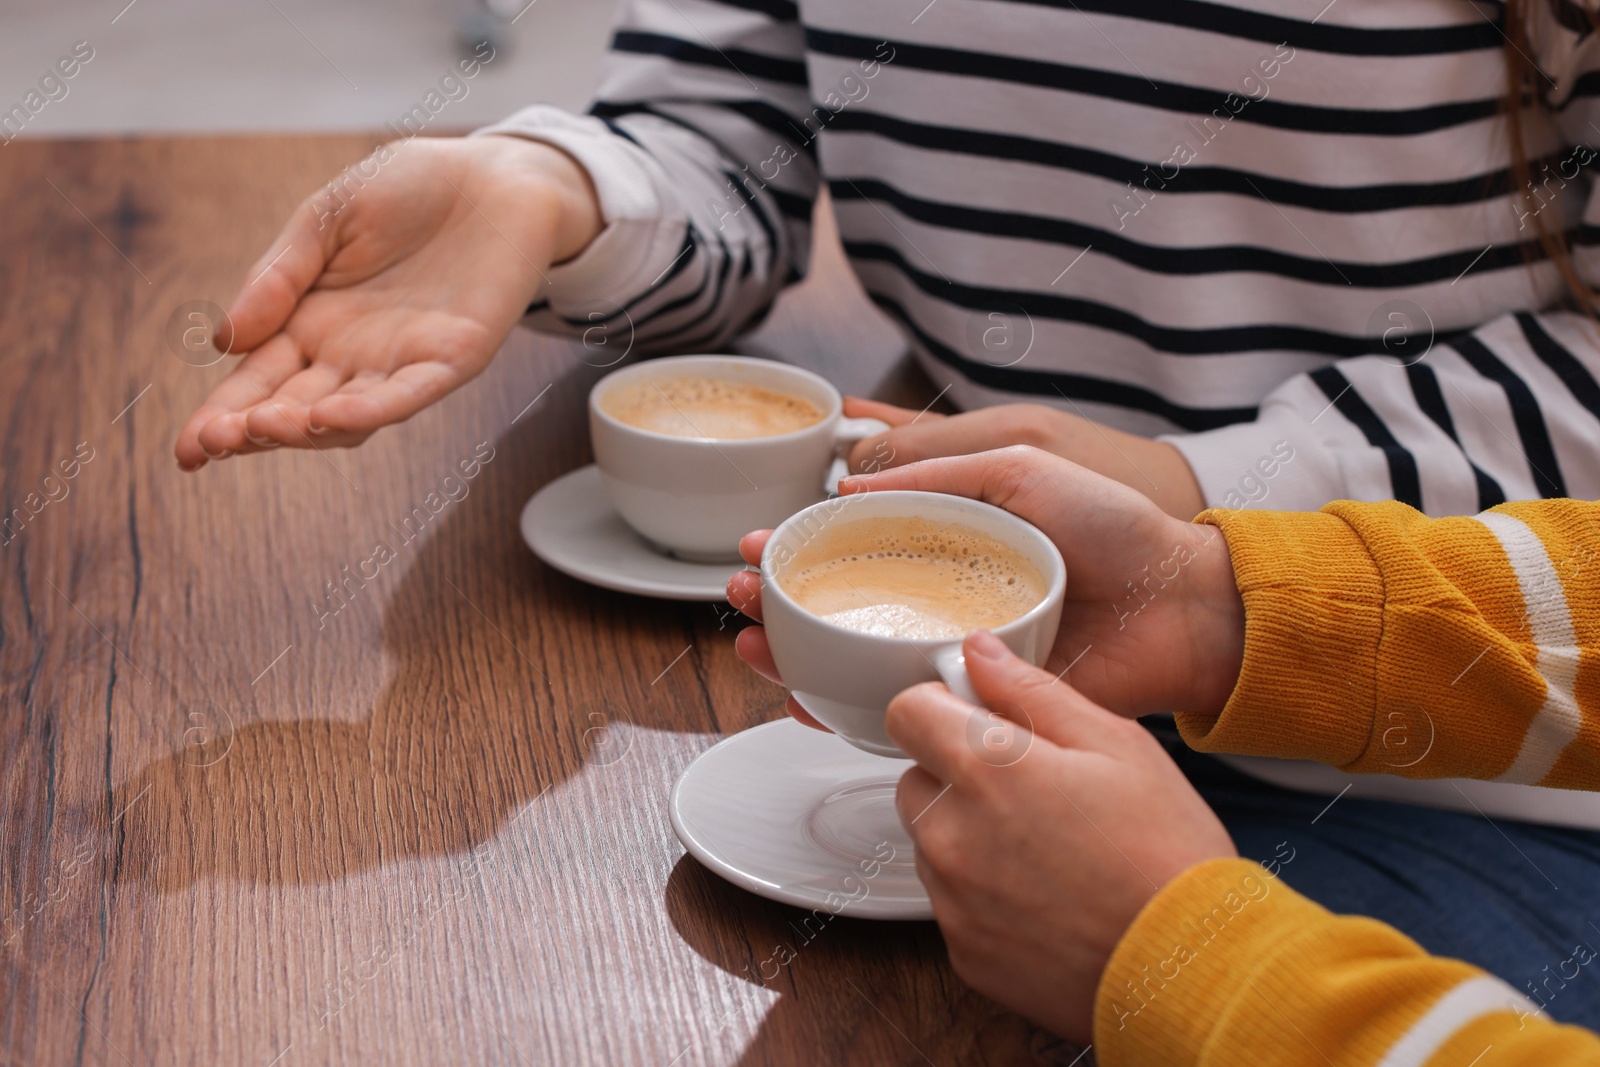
<box><xmin>0</xmin><ymin>135</ymin><xmax>1074</xmax><ymax>1066</ymax></box>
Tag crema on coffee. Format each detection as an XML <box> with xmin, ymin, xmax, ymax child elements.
<box><xmin>601</xmin><ymin>375</ymin><xmax>824</xmax><ymax>440</ymax></box>
<box><xmin>777</xmin><ymin>516</ymin><xmax>1046</xmax><ymax>640</ymax></box>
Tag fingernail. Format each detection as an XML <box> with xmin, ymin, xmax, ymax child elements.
<box><xmin>967</xmin><ymin>630</ymin><xmax>1009</xmax><ymax>660</ymax></box>
<box><xmin>245</xmin><ymin>428</ymin><xmax>283</xmax><ymax>449</ymax></box>
<box><xmin>838</xmin><ymin>475</ymin><xmax>868</xmax><ymax>493</ymax></box>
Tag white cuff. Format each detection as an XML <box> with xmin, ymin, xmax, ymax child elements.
<box><xmin>472</xmin><ymin>105</ymin><xmax>688</xmax><ymax>318</ymax></box>
<box><xmin>1160</xmin><ymin>402</ymin><xmax>1348</xmax><ymax>512</ymax></box>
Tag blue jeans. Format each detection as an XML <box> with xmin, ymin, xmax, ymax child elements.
<box><xmin>1149</xmin><ymin>721</ymin><xmax>1600</xmax><ymax>1030</ymax></box>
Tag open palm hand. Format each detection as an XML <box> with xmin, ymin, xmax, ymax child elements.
<box><xmin>176</xmin><ymin>135</ymin><xmax>597</xmax><ymax>469</ymax></box>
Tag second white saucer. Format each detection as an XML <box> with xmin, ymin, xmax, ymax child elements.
<box><xmin>671</xmin><ymin>718</ymin><xmax>932</xmax><ymax>920</ymax></box>
<box><xmin>520</xmin><ymin>465</ymin><xmax>741</xmax><ymax>602</ymax></box>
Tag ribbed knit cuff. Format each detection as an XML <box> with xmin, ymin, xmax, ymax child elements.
<box><xmin>1094</xmin><ymin>858</ymin><xmax>1318</xmax><ymax>1067</ymax></box>
<box><xmin>1177</xmin><ymin>508</ymin><xmax>1382</xmax><ymax>765</ymax></box>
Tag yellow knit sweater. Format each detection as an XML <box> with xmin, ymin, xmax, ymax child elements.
<box><xmin>1094</xmin><ymin>499</ymin><xmax>1600</xmax><ymax>1066</ymax></box>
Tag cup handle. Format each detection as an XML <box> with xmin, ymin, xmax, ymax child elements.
<box><xmin>932</xmin><ymin>644</ymin><xmax>981</xmax><ymax>706</ymax></box>
<box><xmin>824</xmin><ymin>417</ymin><xmax>892</xmax><ymax>495</ymax></box>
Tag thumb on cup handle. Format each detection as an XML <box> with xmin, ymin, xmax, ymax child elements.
<box><xmin>932</xmin><ymin>645</ymin><xmax>982</xmax><ymax>706</ymax></box>
<box><xmin>826</xmin><ymin>417</ymin><xmax>891</xmax><ymax>495</ymax></box>
<box><xmin>833</xmin><ymin>416</ymin><xmax>892</xmax><ymax>449</ymax></box>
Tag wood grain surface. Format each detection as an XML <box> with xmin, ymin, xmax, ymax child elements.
<box><xmin>0</xmin><ymin>134</ymin><xmax>1075</xmax><ymax>1066</ymax></box>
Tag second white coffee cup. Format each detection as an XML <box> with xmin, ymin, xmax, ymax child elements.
<box><xmin>589</xmin><ymin>356</ymin><xmax>889</xmax><ymax>562</ymax></box>
<box><xmin>759</xmin><ymin>490</ymin><xmax>1067</xmax><ymax>758</ymax></box>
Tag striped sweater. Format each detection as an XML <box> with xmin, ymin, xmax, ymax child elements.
<box><xmin>478</xmin><ymin>0</ymin><xmax>1600</xmax><ymax>515</ymax></box>
<box><xmin>1097</xmin><ymin>497</ymin><xmax>1600</xmax><ymax>1066</ymax></box>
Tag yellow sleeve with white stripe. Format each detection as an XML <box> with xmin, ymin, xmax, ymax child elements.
<box><xmin>1094</xmin><ymin>858</ymin><xmax>1600</xmax><ymax>1067</ymax></box>
<box><xmin>1182</xmin><ymin>499</ymin><xmax>1600</xmax><ymax>788</ymax></box>
<box><xmin>1094</xmin><ymin>500</ymin><xmax>1600</xmax><ymax>1066</ymax></box>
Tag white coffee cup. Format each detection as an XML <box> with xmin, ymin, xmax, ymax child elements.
<box><xmin>589</xmin><ymin>356</ymin><xmax>889</xmax><ymax>562</ymax></box>
<box><xmin>759</xmin><ymin>490</ymin><xmax>1067</xmax><ymax>757</ymax></box>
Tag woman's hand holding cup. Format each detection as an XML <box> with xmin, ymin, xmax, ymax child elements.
<box><xmin>725</xmin><ymin>451</ymin><xmax>1244</xmax><ymax>1042</ymax></box>
<box><xmin>887</xmin><ymin>629</ymin><xmax>1237</xmax><ymax>1043</ymax></box>
<box><xmin>727</xmin><ymin>445</ymin><xmax>1248</xmax><ymax>724</ymax></box>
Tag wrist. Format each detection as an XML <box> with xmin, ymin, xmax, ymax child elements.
<box><xmin>480</xmin><ymin>134</ymin><xmax>603</xmax><ymax>264</ymax></box>
<box><xmin>1179</xmin><ymin>524</ymin><xmax>1245</xmax><ymax>720</ymax></box>
<box><xmin>1147</xmin><ymin>442</ymin><xmax>1205</xmax><ymax>520</ymax></box>
<box><xmin>1064</xmin><ymin>417</ymin><xmax>1204</xmax><ymax>521</ymax></box>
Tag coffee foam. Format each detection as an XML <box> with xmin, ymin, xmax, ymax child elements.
<box><xmin>777</xmin><ymin>516</ymin><xmax>1046</xmax><ymax>640</ymax></box>
<box><xmin>602</xmin><ymin>375</ymin><xmax>824</xmax><ymax>440</ymax></box>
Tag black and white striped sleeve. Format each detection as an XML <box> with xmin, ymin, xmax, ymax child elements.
<box><xmin>1164</xmin><ymin>306</ymin><xmax>1600</xmax><ymax>515</ymax></box>
<box><xmin>474</xmin><ymin>0</ymin><xmax>821</xmax><ymax>353</ymax></box>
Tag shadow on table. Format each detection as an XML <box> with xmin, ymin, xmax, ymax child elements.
<box><xmin>660</xmin><ymin>856</ymin><xmax>1092</xmax><ymax>1066</ymax></box>
<box><xmin>114</xmin><ymin>351</ymin><xmax>700</xmax><ymax>889</ymax></box>
<box><xmin>113</xmin><ymin>342</ymin><xmax>942</xmax><ymax>893</ymax></box>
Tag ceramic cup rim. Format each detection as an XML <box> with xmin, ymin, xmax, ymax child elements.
<box><xmin>589</xmin><ymin>355</ymin><xmax>844</xmax><ymax>446</ymax></box>
<box><xmin>759</xmin><ymin>490</ymin><xmax>1068</xmax><ymax>647</ymax></box>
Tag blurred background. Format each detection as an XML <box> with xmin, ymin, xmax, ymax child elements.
<box><xmin>0</xmin><ymin>0</ymin><xmax>906</xmax><ymax>391</ymax></box>
<box><xmin>0</xmin><ymin>0</ymin><xmax>614</xmax><ymax>136</ymax></box>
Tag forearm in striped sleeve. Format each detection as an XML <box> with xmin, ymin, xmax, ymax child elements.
<box><xmin>1180</xmin><ymin>498</ymin><xmax>1600</xmax><ymax>789</ymax></box>
<box><xmin>1161</xmin><ymin>306</ymin><xmax>1600</xmax><ymax>517</ymax></box>
<box><xmin>475</xmin><ymin>0</ymin><xmax>823</xmax><ymax>353</ymax></box>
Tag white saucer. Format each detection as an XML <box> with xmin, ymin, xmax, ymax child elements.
<box><xmin>520</xmin><ymin>465</ymin><xmax>741</xmax><ymax>601</ymax></box>
<box><xmin>671</xmin><ymin>719</ymin><xmax>932</xmax><ymax>920</ymax></box>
